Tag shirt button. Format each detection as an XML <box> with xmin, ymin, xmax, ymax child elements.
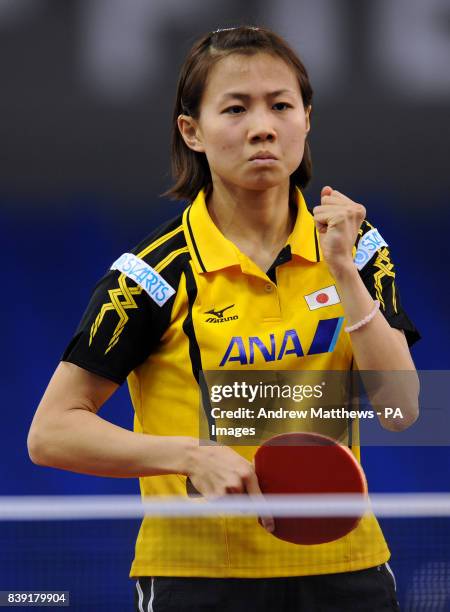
<box><xmin>264</xmin><ymin>283</ymin><xmax>273</xmax><ymax>293</ymax></box>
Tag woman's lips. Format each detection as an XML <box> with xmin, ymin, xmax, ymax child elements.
<box><xmin>249</xmin><ymin>158</ymin><xmax>278</xmax><ymax>164</ymax></box>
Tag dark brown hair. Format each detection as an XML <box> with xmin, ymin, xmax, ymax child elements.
<box><xmin>162</xmin><ymin>25</ymin><xmax>313</xmax><ymax>202</ymax></box>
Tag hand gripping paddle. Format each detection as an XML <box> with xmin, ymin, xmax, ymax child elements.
<box><xmin>254</xmin><ymin>432</ymin><xmax>368</xmax><ymax>545</ymax></box>
<box><xmin>185</xmin><ymin>432</ymin><xmax>367</xmax><ymax>545</ymax></box>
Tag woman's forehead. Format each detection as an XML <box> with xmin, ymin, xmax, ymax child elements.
<box><xmin>203</xmin><ymin>52</ymin><xmax>301</xmax><ymax>101</ymax></box>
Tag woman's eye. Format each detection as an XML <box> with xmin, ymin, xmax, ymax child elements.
<box><xmin>224</xmin><ymin>105</ymin><xmax>245</xmax><ymax>114</ymax></box>
<box><xmin>273</xmin><ymin>102</ymin><xmax>291</xmax><ymax>111</ymax></box>
<box><xmin>223</xmin><ymin>103</ymin><xmax>292</xmax><ymax>114</ymax></box>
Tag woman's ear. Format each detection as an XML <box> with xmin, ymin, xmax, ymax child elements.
<box><xmin>305</xmin><ymin>105</ymin><xmax>312</xmax><ymax>134</ymax></box>
<box><xmin>177</xmin><ymin>115</ymin><xmax>205</xmax><ymax>153</ymax></box>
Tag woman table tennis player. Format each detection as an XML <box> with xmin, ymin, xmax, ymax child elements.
<box><xmin>28</xmin><ymin>26</ymin><xmax>420</xmax><ymax>611</ymax></box>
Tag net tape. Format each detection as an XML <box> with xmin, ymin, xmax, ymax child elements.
<box><xmin>1</xmin><ymin>493</ymin><xmax>450</xmax><ymax>521</ymax></box>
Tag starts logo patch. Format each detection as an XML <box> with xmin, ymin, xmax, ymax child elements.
<box><xmin>111</xmin><ymin>253</ymin><xmax>175</xmax><ymax>306</ymax></box>
<box><xmin>354</xmin><ymin>228</ymin><xmax>388</xmax><ymax>270</ymax></box>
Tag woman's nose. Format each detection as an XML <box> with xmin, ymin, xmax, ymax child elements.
<box><xmin>249</xmin><ymin>126</ymin><xmax>276</xmax><ymax>142</ymax></box>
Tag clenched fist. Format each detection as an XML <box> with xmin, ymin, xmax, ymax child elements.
<box><xmin>312</xmin><ymin>186</ymin><xmax>366</xmax><ymax>276</ymax></box>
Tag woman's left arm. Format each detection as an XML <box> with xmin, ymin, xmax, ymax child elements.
<box><xmin>332</xmin><ymin>264</ymin><xmax>416</xmax><ymax>371</ymax></box>
<box><xmin>313</xmin><ymin>186</ymin><xmax>420</xmax><ymax>430</ymax></box>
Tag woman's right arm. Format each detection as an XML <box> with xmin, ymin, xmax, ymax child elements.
<box><xmin>27</xmin><ymin>361</ymin><xmax>195</xmax><ymax>478</ymax></box>
<box><xmin>27</xmin><ymin>256</ymin><xmax>272</xmax><ymax>530</ymax></box>
<box><xmin>27</xmin><ymin>362</ymin><xmax>266</xmax><ymax>504</ymax></box>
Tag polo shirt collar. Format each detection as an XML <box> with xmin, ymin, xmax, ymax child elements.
<box><xmin>184</xmin><ymin>187</ymin><xmax>322</xmax><ymax>274</ymax></box>
<box><xmin>289</xmin><ymin>187</ymin><xmax>323</xmax><ymax>263</ymax></box>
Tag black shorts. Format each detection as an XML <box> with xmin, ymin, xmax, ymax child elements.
<box><xmin>134</xmin><ymin>563</ymin><xmax>399</xmax><ymax>611</ymax></box>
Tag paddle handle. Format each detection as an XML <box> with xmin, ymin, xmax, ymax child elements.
<box><xmin>186</xmin><ymin>477</ymin><xmax>202</xmax><ymax>497</ymax></box>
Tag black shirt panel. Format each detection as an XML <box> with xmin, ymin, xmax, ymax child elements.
<box><xmin>356</xmin><ymin>220</ymin><xmax>421</xmax><ymax>347</ymax></box>
<box><xmin>62</xmin><ymin>213</ymin><xmax>189</xmax><ymax>384</ymax></box>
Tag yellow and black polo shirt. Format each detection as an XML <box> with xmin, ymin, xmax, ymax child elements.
<box><xmin>62</xmin><ymin>187</ymin><xmax>420</xmax><ymax>578</ymax></box>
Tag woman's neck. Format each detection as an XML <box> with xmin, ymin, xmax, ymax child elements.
<box><xmin>206</xmin><ymin>182</ymin><xmax>296</xmax><ymax>271</ymax></box>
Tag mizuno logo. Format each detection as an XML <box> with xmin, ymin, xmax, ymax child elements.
<box><xmin>205</xmin><ymin>304</ymin><xmax>239</xmax><ymax>323</ymax></box>
<box><xmin>206</xmin><ymin>304</ymin><xmax>234</xmax><ymax>318</ymax></box>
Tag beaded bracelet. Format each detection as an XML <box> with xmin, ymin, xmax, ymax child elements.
<box><xmin>344</xmin><ymin>300</ymin><xmax>380</xmax><ymax>333</ymax></box>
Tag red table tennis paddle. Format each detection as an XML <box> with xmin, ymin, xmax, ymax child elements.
<box><xmin>185</xmin><ymin>432</ymin><xmax>367</xmax><ymax>545</ymax></box>
<box><xmin>254</xmin><ymin>432</ymin><xmax>368</xmax><ymax>545</ymax></box>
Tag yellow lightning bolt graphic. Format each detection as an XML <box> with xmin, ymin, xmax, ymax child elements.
<box><xmin>373</xmin><ymin>247</ymin><xmax>397</xmax><ymax>313</ymax></box>
<box><xmin>88</xmin><ymin>243</ymin><xmax>189</xmax><ymax>354</ymax></box>
<box><xmin>89</xmin><ymin>274</ymin><xmax>142</xmax><ymax>354</ymax></box>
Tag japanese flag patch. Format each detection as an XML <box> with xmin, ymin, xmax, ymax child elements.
<box><xmin>304</xmin><ymin>285</ymin><xmax>341</xmax><ymax>310</ymax></box>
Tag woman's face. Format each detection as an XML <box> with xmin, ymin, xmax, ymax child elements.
<box><xmin>180</xmin><ymin>52</ymin><xmax>311</xmax><ymax>193</ymax></box>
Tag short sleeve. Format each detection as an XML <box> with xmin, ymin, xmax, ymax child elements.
<box><xmin>61</xmin><ymin>214</ymin><xmax>189</xmax><ymax>384</ymax></box>
<box><xmin>61</xmin><ymin>266</ymin><xmax>175</xmax><ymax>384</ymax></box>
<box><xmin>355</xmin><ymin>220</ymin><xmax>421</xmax><ymax>347</ymax></box>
